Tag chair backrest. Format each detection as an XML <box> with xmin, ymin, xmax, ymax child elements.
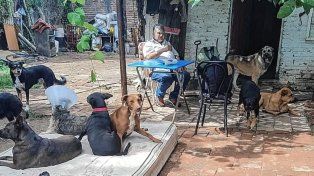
<box><xmin>196</xmin><ymin>61</ymin><xmax>234</xmax><ymax>99</ymax></box>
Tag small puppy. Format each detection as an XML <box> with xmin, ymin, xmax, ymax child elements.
<box><xmin>0</xmin><ymin>92</ymin><xmax>27</xmax><ymax>121</ymax></box>
<box><xmin>46</xmin><ymin>105</ymin><xmax>87</xmax><ymax>135</ymax></box>
<box><xmin>0</xmin><ymin>117</ymin><xmax>82</xmax><ymax>169</ymax></box>
<box><xmin>79</xmin><ymin>92</ymin><xmax>130</xmax><ymax>156</ymax></box>
<box><xmin>259</xmin><ymin>87</ymin><xmax>299</xmax><ymax>116</ymax></box>
<box><xmin>1</xmin><ymin>58</ymin><xmax>66</xmax><ymax>112</ymax></box>
<box><xmin>226</xmin><ymin>46</ymin><xmax>274</xmax><ymax>90</ymax></box>
<box><xmin>110</xmin><ymin>94</ymin><xmax>161</xmax><ymax>143</ymax></box>
<box><xmin>239</xmin><ymin>80</ymin><xmax>261</xmax><ymax>129</ymax></box>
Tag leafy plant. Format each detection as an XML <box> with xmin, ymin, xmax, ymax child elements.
<box><xmin>0</xmin><ymin>63</ymin><xmax>13</xmax><ymax>89</ymax></box>
<box><xmin>0</xmin><ymin>0</ymin><xmax>14</xmax><ymax>23</ymax></box>
<box><xmin>65</xmin><ymin>0</ymin><xmax>105</xmax><ymax>82</ymax></box>
<box><xmin>188</xmin><ymin>0</ymin><xmax>314</xmax><ymax>19</ymax></box>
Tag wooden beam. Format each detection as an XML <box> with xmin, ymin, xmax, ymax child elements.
<box><xmin>116</xmin><ymin>0</ymin><xmax>128</xmax><ymax>96</ymax></box>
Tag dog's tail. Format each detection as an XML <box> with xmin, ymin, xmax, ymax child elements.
<box><xmin>121</xmin><ymin>142</ymin><xmax>131</xmax><ymax>155</ymax></box>
<box><xmin>54</xmin><ymin>76</ymin><xmax>67</xmax><ymax>85</ymax></box>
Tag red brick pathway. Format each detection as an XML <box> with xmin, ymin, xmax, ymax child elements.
<box><xmin>160</xmin><ymin>127</ymin><xmax>314</xmax><ymax>176</ymax></box>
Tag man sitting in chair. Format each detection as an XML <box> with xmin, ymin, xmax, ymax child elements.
<box><xmin>143</xmin><ymin>24</ymin><xmax>191</xmax><ymax>107</ymax></box>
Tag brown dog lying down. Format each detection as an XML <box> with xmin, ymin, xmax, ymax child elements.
<box><xmin>110</xmin><ymin>94</ymin><xmax>161</xmax><ymax>143</ymax></box>
<box><xmin>259</xmin><ymin>87</ymin><xmax>300</xmax><ymax>116</ymax></box>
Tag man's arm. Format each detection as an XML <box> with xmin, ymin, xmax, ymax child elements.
<box><xmin>143</xmin><ymin>43</ymin><xmax>172</xmax><ymax>60</ymax></box>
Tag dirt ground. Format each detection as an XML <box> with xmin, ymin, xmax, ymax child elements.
<box><xmin>0</xmin><ymin>52</ymin><xmax>140</xmax><ymax>152</ymax></box>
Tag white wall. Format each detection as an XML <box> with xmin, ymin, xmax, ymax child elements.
<box><xmin>185</xmin><ymin>0</ymin><xmax>231</xmax><ymax>60</ymax></box>
<box><xmin>279</xmin><ymin>8</ymin><xmax>314</xmax><ymax>90</ymax></box>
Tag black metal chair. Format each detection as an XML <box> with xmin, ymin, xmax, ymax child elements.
<box><xmin>194</xmin><ymin>61</ymin><xmax>234</xmax><ymax>136</ymax></box>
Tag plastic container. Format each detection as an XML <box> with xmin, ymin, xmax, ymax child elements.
<box><xmin>45</xmin><ymin>85</ymin><xmax>77</xmax><ymax>110</ymax></box>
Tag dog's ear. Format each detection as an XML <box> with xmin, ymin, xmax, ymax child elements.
<box><xmin>15</xmin><ymin>116</ymin><xmax>24</xmax><ymax>127</ymax></box>
<box><xmin>258</xmin><ymin>48</ymin><xmax>263</xmax><ymax>56</ymax></box>
<box><xmin>18</xmin><ymin>61</ymin><xmax>25</xmax><ymax>67</ymax></box>
<box><xmin>86</xmin><ymin>96</ymin><xmax>96</xmax><ymax>107</ymax></box>
<box><xmin>122</xmin><ymin>95</ymin><xmax>128</xmax><ymax>103</ymax></box>
<box><xmin>102</xmin><ymin>93</ymin><xmax>113</xmax><ymax>100</ymax></box>
<box><xmin>281</xmin><ymin>88</ymin><xmax>290</xmax><ymax>96</ymax></box>
<box><xmin>138</xmin><ymin>94</ymin><xmax>143</xmax><ymax>101</ymax></box>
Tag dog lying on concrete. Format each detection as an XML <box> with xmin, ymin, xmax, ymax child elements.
<box><xmin>0</xmin><ymin>117</ymin><xmax>82</xmax><ymax>169</ymax></box>
<box><xmin>46</xmin><ymin>105</ymin><xmax>87</xmax><ymax>135</ymax></box>
<box><xmin>259</xmin><ymin>87</ymin><xmax>299</xmax><ymax>116</ymax></box>
<box><xmin>225</xmin><ymin>46</ymin><xmax>274</xmax><ymax>90</ymax></box>
<box><xmin>79</xmin><ymin>92</ymin><xmax>130</xmax><ymax>156</ymax></box>
<box><xmin>0</xmin><ymin>92</ymin><xmax>27</xmax><ymax>121</ymax></box>
<box><xmin>238</xmin><ymin>80</ymin><xmax>261</xmax><ymax>129</ymax></box>
<box><xmin>1</xmin><ymin>57</ymin><xmax>66</xmax><ymax>112</ymax></box>
<box><xmin>110</xmin><ymin>94</ymin><xmax>161</xmax><ymax>143</ymax></box>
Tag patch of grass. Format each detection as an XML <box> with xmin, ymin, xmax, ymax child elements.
<box><xmin>0</xmin><ymin>63</ymin><xmax>13</xmax><ymax>90</ymax></box>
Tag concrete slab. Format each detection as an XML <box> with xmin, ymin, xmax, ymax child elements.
<box><xmin>0</xmin><ymin>121</ymin><xmax>177</xmax><ymax>176</ymax></box>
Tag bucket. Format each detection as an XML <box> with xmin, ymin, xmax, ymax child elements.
<box><xmin>45</xmin><ymin>85</ymin><xmax>77</xmax><ymax>110</ymax></box>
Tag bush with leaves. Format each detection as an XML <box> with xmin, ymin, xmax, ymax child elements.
<box><xmin>65</xmin><ymin>0</ymin><xmax>105</xmax><ymax>82</ymax></box>
<box><xmin>188</xmin><ymin>0</ymin><xmax>314</xmax><ymax>19</ymax></box>
<box><xmin>0</xmin><ymin>0</ymin><xmax>13</xmax><ymax>23</ymax></box>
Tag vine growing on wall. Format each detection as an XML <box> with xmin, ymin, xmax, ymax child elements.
<box><xmin>188</xmin><ymin>0</ymin><xmax>314</xmax><ymax>19</ymax></box>
<box><xmin>65</xmin><ymin>0</ymin><xmax>105</xmax><ymax>82</ymax></box>
<box><xmin>0</xmin><ymin>0</ymin><xmax>14</xmax><ymax>23</ymax></box>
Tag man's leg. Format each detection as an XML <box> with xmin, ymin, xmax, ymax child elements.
<box><xmin>169</xmin><ymin>71</ymin><xmax>191</xmax><ymax>100</ymax></box>
<box><xmin>151</xmin><ymin>73</ymin><xmax>175</xmax><ymax>103</ymax></box>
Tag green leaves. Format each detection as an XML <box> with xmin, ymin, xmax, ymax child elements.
<box><xmin>188</xmin><ymin>0</ymin><xmax>201</xmax><ymax>7</ymax></box>
<box><xmin>83</xmin><ymin>22</ymin><xmax>97</xmax><ymax>33</ymax></box>
<box><xmin>91</xmin><ymin>70</ymin><xmax>97</xmax><ymax>82</ymax></box>
<box><xmin>90</xmin><ymin>51</ymin><xmax>105</xmax><ymax>63</ymax></box>
<box><xmin>76</xmin><ymin>35</ymin><xmax>91</xmax><ymax>52</ymax></box>
<box><xmin>69</xmin><ymin>0</ymin><xmax>85</xmax><ymax>5</ymax></box>
<box><xmin>277</xmin><ymin>0</ymin><xmax>296</xmax><ymax>18</ymax></box>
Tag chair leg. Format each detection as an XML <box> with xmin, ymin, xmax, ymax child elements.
<box><xmin>194</xmin><ymin>99</ymin><xmax>204</xmax><ymax>135</ymax></box>
<box><xmin>224</xmin><ymin>99</ymin><xmax>228</xmax><ymax>137</ymax></box>
<box><xmin>201</xmin><ymin>104</ymin><xmax>207</xmax><ymax>127</ymax></box>
<box><xmin>183</xmin><ymin>93</ymin><xmax>190</xmax><ymax>114</ymax></box>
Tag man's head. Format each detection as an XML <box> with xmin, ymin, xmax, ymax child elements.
<box><xmin>153</xmin><ymin>24</ymin><xmax>165</xmax><ymax>43</ymax></box>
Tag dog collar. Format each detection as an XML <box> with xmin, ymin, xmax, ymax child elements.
<box><xmin>93</xmin><ymin>107</ymin><xmax>108</xmax><ymax>112</ymax></box>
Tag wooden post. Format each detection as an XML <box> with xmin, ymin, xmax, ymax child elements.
<box><xmin>116</xmin><ymin>0</ymin><xmax>128</xmax><ymax>96</ymax></box>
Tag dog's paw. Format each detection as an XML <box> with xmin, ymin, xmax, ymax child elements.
<box><xmin>153</xmin><ymin>138</ymin><xmax>162</xmax><ymax>143</ymax></box>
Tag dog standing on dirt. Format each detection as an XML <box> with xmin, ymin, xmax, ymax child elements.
<box><xmin>0</xmin><ymin>92</ymin><xmax>26</xmax><ymax>121</ymax></box>
<box><xmin>239</xmin><ymin>80</ymin><xmax>261</xmax><ymax>129</ymax></box>
<box><xmin>110</xmin><ymin>94</ymin><xmax>161</xmax><ymax>144</ymax></box>
<box><xmin>79</xmin><ymin>92</ymin><xmax>130</xmax><ymax>156</ymax></box>
<box><xmin>259</xmin><ymin>87</ymin><xmax>299</xmax><ymax>116</ymax></box>
<box><xmin>1</xmin><ymin>58</ymin><xmax>66</xmax><ymax>112</ymax></box>
<box><xmin>225</xmin><ymin>46</ymin><xmax>274</xmax><ymax>90</ymax></box>
<box><xmin>0</xmin><ymin>117</ymin><xmax>82</xmax><ymax>169</ymax></box>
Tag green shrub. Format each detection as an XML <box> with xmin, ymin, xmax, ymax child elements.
<box><xmin>0</xmin><ymin>63</ymin><xmax>13</xmax><ymax>89</ymax></box>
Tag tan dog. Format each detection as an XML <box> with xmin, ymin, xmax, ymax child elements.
<box><xmin>259</xmin><ymin>87</ymin><xmax>299</xmax><ymax>116</ymax></box>
<box><xmin>110</xmin><ymin>94</ymin><xmax>161</xmax><ymax>143</ymax></box>
<box><xmin>226</xmin><ymin>46</ymin><xmax>274</xmax><ymax>90</ymax></box>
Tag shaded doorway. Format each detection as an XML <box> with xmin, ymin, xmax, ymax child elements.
<box><xmin>230</xmin><ymin>0</ymin><xmax>282</xmax><ymax>79</ymax></box>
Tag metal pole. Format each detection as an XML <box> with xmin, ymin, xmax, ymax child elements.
<box><xmin>116</xmin><ymin>0</ymin><xmax>128</xmax><ymax>96</ymax></box>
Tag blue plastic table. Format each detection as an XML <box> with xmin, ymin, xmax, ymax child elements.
<box><xmin>128</xmin><ymin>59</ymin><xmax>194</xmax><ymax>122</ymax></box>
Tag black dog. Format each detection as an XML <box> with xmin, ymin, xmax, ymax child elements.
<box><xmin>1</xmin><ymin>58</ymin><xmax>66</xmax><ymax>112</ymax></box>
<box><xmin>0</xmin><ymin>92</ymin><xmax>27</xmax><ymax>121</ymax></box>
<box><xmin>239</xmin><ymin>80</ymin><xmax>261</xmax><ymax>129</ymax></box>
<box><xmin>0</xmin><ymin>117</ymin><xmax>82</xmax><ymax>169</ymax></box>
<box><xmin>78</xmin><ymin>92</ymin><xmax>130</xmax><ymax>156</ymax></box>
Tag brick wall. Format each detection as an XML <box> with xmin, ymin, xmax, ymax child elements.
<box><xmin>279</xmin><ymin>8</ymin><xmax>314</xmax><ymax>91</ymax></box>
<box><xmin>84</xmin><ymin>0</ymin><xmax>138</xmax><ymax>34</ymax></box>
<box><xmin>185</xmin><ymin>0</ymin><xmax>231</xmax><ymax>61</ymax></box>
